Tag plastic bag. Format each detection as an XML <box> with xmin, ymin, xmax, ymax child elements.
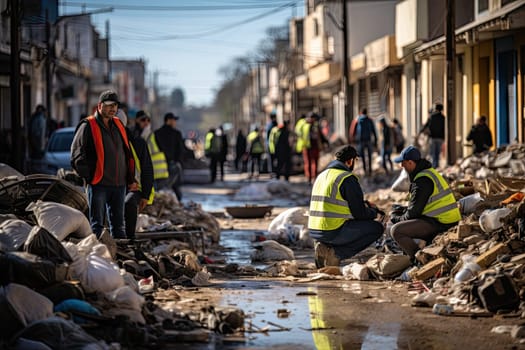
<box><xmin>3</xmin><ymin>283</ymin><xmax>53</xmax><ymax>326</ymax></box>
<box><xmin>26</xmin><ymin>200</ymin><xmax>92</xmax><ymax>241</ymax></box>
<box><xmin>0</xmin><ymin>219</ymin><xmax>32</xmax><ymax>251</ymax></box>
<box><xmin>24</xmin><ymin>226</ymin><xmax>73</xmax><ymax>263</ymax></box>
<box><xmin>458</xmin><ymin>192</ymin><xmax>484</xmax><ymax>215</ymax></box>
<box><xmin>479</xmin><ymin>208</ymin><xmax>512</xmax><ymax>233</ymax></box>
<box><xmin>251</xmin><ymin>240</ymin><xmax>295</xmax><ymax>262</ymax></box>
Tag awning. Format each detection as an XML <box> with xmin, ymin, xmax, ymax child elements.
<box><xmin>414</xmin><ymin>1</ymin><xmax>525</xmax><ymax>59</ymax></box>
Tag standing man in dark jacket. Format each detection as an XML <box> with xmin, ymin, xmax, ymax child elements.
<box><xmin>420</xmin><ymin>103</ymin><xmax>445</xmax><ymax>168</ymax></box>
<box><xmin>353</xmin><ymin>108</ymin><xmax>377</xmax><ymax>176</ymax></box>
<box><xmin>154</xmin><ymin>112</ymin><xmax>184</xmax><ymax>201</ymax></box>
<box><xmin>466</xmin><ymin>116</ymin><xmax>493</xmax><ymax>154</ymax></box>
<box><xmin>389</xmin><ymin>146</ymin><xmax>461</xmax><ymax>260</ymax></box>
<box><xmin>275</xmin><ymin>121</ymin><xmax>292</xmax><ymax>181</ymax></box>
<box><xmin>71</xmin><ymin>90</ymin><xmax>135</xmax><ymax>239</ymax></box>
<box><xmin>308</xmin><ymin>145</ymin><xmax>384</xmax><ymax>268</ymax></box>
<box><xmin>117</xmin><ymin>109</ymin><xmax>154</xmax><ymax>239</ymax></box>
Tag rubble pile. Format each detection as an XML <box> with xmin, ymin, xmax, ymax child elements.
<box><xmin>0</xmin><ymin>173</ymin><xmax>245</xmax><ymax>348</ymax></box>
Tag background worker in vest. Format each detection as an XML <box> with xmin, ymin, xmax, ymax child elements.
<box><xmin>117</xmin><ymin>109</ymin><xmax>154</xmax><ymax>239</ymax></box>
<box><xmin>302</xmin><ymin>112</ymin><xmax>328</xmax><ymax>184</ymax></box>
<box><xmin>153</xmin><ymin>112</ymin><xmax>184</xmax><ymax>201</ymax></box>
<box><xmin>308</xmin><ymin>145</ymin><xmax>384</xmax><ymax>268</ymax></box>
<box><xmin>389</xmin><ymin>145</ymin><xmax>461</xmax><ymax>261</ymax></box>
<box><xmin>209</xmin><ymin>126</ymin><xmax>228</xmax><ymax>183</ymax></box>
<box><xmin>247</xmin><ymin>127</ymin><xmax>264</xmax><ymax>178</ymax></box>
<box><xmin>71</xmin><ymin>90</ymin><xmax>135</xmax><ymax>239</ymax></box>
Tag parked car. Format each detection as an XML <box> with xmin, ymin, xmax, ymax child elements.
<box><xmin>40</xmin><ymin>127</ymin><xmax>75</xmax><ymax>175</ymax></box>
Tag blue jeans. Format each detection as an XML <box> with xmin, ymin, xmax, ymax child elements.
<box><xmin>430</xmin><ymin>138</ymin><xmax>443</xmax><ymax>169</ymax></box>
<box><xmin>311</xmin><ymin>219</ymin><xmax>384</xmax><ymax>260</ymax></box>
<box><xmin>124</xmin><ymin>191</ymin><xmax>141</xmax><ymax>239</ymax></box>
<box><xmin>88</xmin><ymin>184</ymin><xmax>127</xmax><ymax>239</ymax></box>
<box><xmin>358</xmin><ymin>141</ymin><xmax>374</xmax><ymax>174</ymax></box>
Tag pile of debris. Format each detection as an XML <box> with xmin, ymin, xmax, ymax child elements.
<box><xmin>0</xmin><ymin>171</ymin><xmax>244</xmax><ymax>348</ymax></box>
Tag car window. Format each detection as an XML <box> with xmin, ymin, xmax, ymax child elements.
<box><xmin>48</xmin><ymin>131</ymin><xmax>74</xmax><ymax>152</ymax></box>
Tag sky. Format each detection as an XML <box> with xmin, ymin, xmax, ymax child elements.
<box><xmin>60</xmin><ymin>0</ymin><xmax>304</xmax><ymax>107</ymax></box>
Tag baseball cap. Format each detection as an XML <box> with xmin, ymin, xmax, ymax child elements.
<box><xmin>164</xmin><ymin>112</ymin><xmax>179</xmax><ymax>122</ymax></box>
<box><xmin>136</xmin><ymin>110</ymin><xmax>150</xmax><ymax>121</ymax></box>
<box><xmin>394</xmin><ymin>145</ymin><xmax>421</xmax><ymax>163</ymax></box>
<box><xmin>99</xmin><ymin>90</ymin><xmax>119</xmax><ymax>105</ymax></box>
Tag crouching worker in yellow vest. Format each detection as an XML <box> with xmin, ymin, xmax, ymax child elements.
<box><xmin>389</xmin><ymin>145</ymin><xmax>460</xmax><ymax>261</ymax></box>
<box><xmin>308</xmin><ymin>145</ymin><xmax>384</xmax><ymax>268</ymax></box>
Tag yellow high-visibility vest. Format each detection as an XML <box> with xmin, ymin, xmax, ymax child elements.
<box><xmin>146</xmin><ymin>133</ymin><xmax>169</xmax><ymax>180</ymax></box>
<box><xmin>130</xmin><ymin>143</ymin><xmax>155</xmax><ymax>204</ymax></box>
<box><xmin>308</xmin><ymin>168</ymin><xmax>356</xmax><ymax>231</ymax></box>
<box><xmin>414</xmin><ymin>168</ymin><xmax>461</xmax><ymax>224</ymax></box>
<box><xmin>294</xmin><ymin>118</ymin><xmax>306</xmax><ymax>153</ymax></box>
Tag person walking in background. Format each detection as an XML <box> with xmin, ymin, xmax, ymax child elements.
<box><xmin>234</xmin><ymin>129</ymin><xmax>247</xmax><ymax>172</ymax></box>
<box><xmin>420</xmin><ymin>102</ymin><xmax>445</xmax><ymax>169</ymax></box>
<box><xmin>247</xmin><ymin>127</ymin><xmax>264</xmax><ymax>178</ymax></box>
<box><xmin>466</xmin><ymin>115</ymin><xmax>493</xmax><ymax>154</ymax></box>
<box><xmin>28</xmin><ymin>105</ymin><xmax>47</xmax><ymax>169</ymax></box>
<box><xmin>116</xmin><ymin>109</ymin><xmax>154</xmax><ymax>239</ymax></box>
<box><xmin>389</xmin><ymin>145</ymin><xmax>460</xmax><ymax>261</ymax></box>
<box><xmin>392</xmin><ymin>119</ymin><xmax>405</xmax><ymax>153</ymax></box>
<box><xmin>71</xmin><ymin>90</ymin><xmax>135</xmax><ymax>239</ymax></box>
<box><xmin>265</xmin><ymin>113</ymin><xmax>278</xmax><ymax>174</ymax></box>
<box><xmin>353</xmin><ymin>108</ymin><xmax>377</xmax><ymax>176</ymax></box>
<box><xmin>153</xmin><ymin>112</ymin><xmax>184</xmax><ymax>201</ymax></box>
<box><xmin>135</xmin><ymin>110</ymin><xmax>152</xmax><ymax>141</ymax></box>
<box><xmin>379</xmin><ymin>117</ymin><xmax>394</xmax><ymax>175</ymax></box>
<box><xmin>308</xmin><ymin>145</ymin><xmax>384</xmax><ymax>268</ymax></box>
<box><xmin>294</xmin><ymin>114</ymin><xmax>307</xmax><ymax>155</ymax></box>
<box><xmin>275</xmin><ymin>121</ymin><xmax>292</xmax><ymax>181</ymax></box>
<box><xmin>204</xmin><ymin>128</ymin><xmax>215</xmax><ymax>158</ymax></box>
<box><xmin>301</xmin><ymin>112</ymin><xmax>328</xmax><ymax>184</ymax></box>
<box><xmin>209</xmin><ymin>126</ymin><xmax>228</xmax><ymax>183</ymax></box>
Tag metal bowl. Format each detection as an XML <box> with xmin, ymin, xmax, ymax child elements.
<box><xmin>225</xmin><ymin>205</ymin><xmax>273</xmax><ymax>219</ymax></box>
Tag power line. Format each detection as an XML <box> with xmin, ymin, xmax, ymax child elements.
<box><xmin>59</xmin><ymin>1</ymin><xmax>300</xmax><ymax>11</ymax></box>
<box><xmin>101</xmin><ymin>2</ymin><xmax>295</xmax><ymax>41</ymax></box>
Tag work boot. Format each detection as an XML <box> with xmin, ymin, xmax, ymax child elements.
<box><xmin>314</xmin><ymin>242</ymin><xmax>340</xmax><ymax>268</ymax></box>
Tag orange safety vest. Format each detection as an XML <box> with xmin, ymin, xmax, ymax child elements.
<box><xmin>86</xmin><ymin>116</ymin><xmax>134</xmax><ymax>185</ymax></box>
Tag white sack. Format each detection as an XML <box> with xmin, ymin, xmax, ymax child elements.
<box><xmin>342</xmin><ymin>263</ymin><xmax>369</xmax><ymax>280</ymax></box>
<box><xmin>268</xmin><ymin>207</ymin><xmax>308</xmax><ymax>235</ymax></box>
<box><xmin>84</xmin><ymin>254</ymin><xmax>125</xmax><ymax>293</ymax></box>
<box><xmin>26</xmin><ymin>200</ymin><xmax>91</xmax><ymax>241</ymax></box>
<box><xmin>104</xmin><ymin>286</ymin><xmax>144</xmax><ymax>311</ymax></box>
<box><xmin>266</xmin><ymin>180</ymin><xmax>290</xmax><ymax>195</ymax></box>
<box><xmin>251</xmin><ymin>240</ymin><xmax>295</xmax><ymax>261</ymax></box>
<box><xmin>0</xmin><ymin>219</ymin><xmax>32</xmax><ymax>251</ymax></box>
<box><xmin>366</xmin><ymin>253</ymin><xmax>411</xmax><ymax>278</ymax></box>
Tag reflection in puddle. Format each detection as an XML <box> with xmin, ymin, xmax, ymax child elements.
<box><xmin>362</xmin><ymin>322</ymin><xmax>401</xmax><ymax>350</ymax></box>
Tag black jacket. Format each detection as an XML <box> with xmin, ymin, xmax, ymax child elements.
<box><xmin>154</xmin><ymin>125</ymin><xmax>184</xmax><ymax>163</ymax></box>
<box><xmin>390</xmin><ymin>159</ymin><xmax>455</xmax><ymax>231</ymax></box>
<box><xmin>326</xmin><ymin>160</ymin><xmax>377</xmax><ymax>220</ymax></box>
<box><xmin>421</xmin><ymin>111</ymin><xmax>445</xmax><ymax>139</ymax></box>
<box><xmin>128</xmin><ymin>130</ymin><xmax>154</xmax><ymax>200</ymax></box>
<box><xmin>467</xmin><ymin>123</ymin><xmax>492</xmax><ymax>153</ymax></box>
<box><xmin>71</xmin><ymin>112</ymin><xmax>134</xmax><ymax>186</ymax></box>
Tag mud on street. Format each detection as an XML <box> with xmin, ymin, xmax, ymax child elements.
<box><xmin>2</xmin><ymin>146</ymin><xmax>525</xmax><ymax>350</ymax></box>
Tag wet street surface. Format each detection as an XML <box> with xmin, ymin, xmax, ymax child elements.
<box><xmin>179</xmin><ymin>174</ymin><xmax>524</xmax><ymax>350</ymax></box>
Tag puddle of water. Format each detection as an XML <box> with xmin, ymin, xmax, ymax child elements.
<box><xmin>361</xmin><ymin>323</ymin><xmax>401</xmax><ymax>350</ymax></box>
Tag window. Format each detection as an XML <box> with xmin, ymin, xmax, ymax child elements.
<box><xmin>477</xmin><ymin>0</ymin><xmax>488</xmax><ymax>13</ymax></box>
<box><xmin>313</xmin><ymin>18</ymin><xmax>319</xmax><ymax>37</ymax></box>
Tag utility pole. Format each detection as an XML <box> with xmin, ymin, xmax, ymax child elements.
<box><xmin>46</xmin><ymin>9</ymin><xmax>52</xmax><ymax>120</ymax></box>
<box><xmin>10</xmin><ymin>0</ymin><xmax>22</xmax><ymax>171</ymax></box>
<box><xmin>446</xmin><ymin>0</ymin><xmax>456</xmax><ymax>165</ymax></box>
<box><xmin>342</xmin><ymin>0</ymin><xmax>352</xmax><ymax>136</ymax></box>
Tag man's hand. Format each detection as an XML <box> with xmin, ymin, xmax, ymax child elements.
<box><xmin>139</xmin><ymin>198</ymin><xmax>148</xmax><ymax>212</ymax></box>
<box><xmin>128</xmin><ymin>182</ymin><xmax>139</xmax><ymax>191</ymax></box>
